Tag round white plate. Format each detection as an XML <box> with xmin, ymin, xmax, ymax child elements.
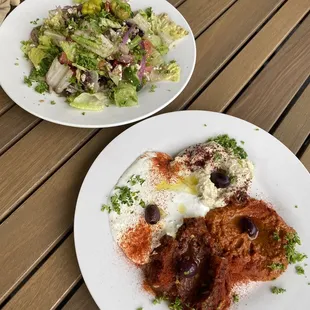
<box><xmin>0</xmin><ymin>0</ymin><xmax>195</xmax><ymax>128</ymax></box>
<box><xmin>74</xmin><ymin>111</ymin><xmax>310</xmax><ymax>309</ymax></box>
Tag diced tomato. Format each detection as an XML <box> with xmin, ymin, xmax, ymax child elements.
<box><xmin>142</xmin><ymin>40</ymin><xmax>153</xmax><ymax>56</ymax></box>
<box><xmin>144</xmin><ymin>66</ymin><xmax>153</xmax><ymax>73</ymax></box>
<box><xmin>112</xmin><ymin>60</ymin><xmax>119</xmax><ymax>68</ymax></box>
<box><xmin>69</xmin><ymin>66</ymin><xmax>77</xmax><ymax>76</ymax></box>
<box><xmin>59</xmin><ymin>52</ymin><xmax>72</xmax><ymax>65</ymax></box>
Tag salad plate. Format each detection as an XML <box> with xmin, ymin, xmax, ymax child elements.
<box><xmin>0</xmin><ymin>0</ymin><xmax>196</xmax><ymax>128</ymax></box>
<box><xmin>74</xmin><ymin>111</ymin><xmax>310</xmax><ymax>309</ymax></box>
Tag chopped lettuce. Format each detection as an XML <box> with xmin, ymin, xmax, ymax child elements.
<box><xmin>70</xmin><ymin>92</ymin><xmax>111</xmax><ymax>111</ymax></box>
<box><xmin>146</xmin><ymin>34</ymin><xmax>168</xmax><ymax>55</ymax></box>
<box><xmin>99</xmin><ymin>18</ymin><xmax>121</xmax><ymax>29</ymax></box>
<box><xmin>44</xmin><ymin>30</ymin><xmax>66</xmax><ymax>46</ymax></box>
<box><xmin>39</xmin><ymin>35</ymin><xmax>53</xmax><ymax>47</ymax></box>
<box><xmin>59</xmin><ymin>41</ymin><xmax>77</xmax><ymax>62</ymax></box>
<box><xmin>21</xmin><ymin>40</ymin><xmax>35</xmax><ymax>58</ymax></box>
<box><xmin>114</xmin><ymin>82</ymin><xmax>138</xmax><ymax>107</ymax></box>
<box><xmin>28</xmin><ymin>47</ymin><xmax>47</xmax><ymax>69</ymax></box>
<box><xmin>72</xmin><ymin>32</ymin><xmax>114</xmax><ymax>58</ymax></box>
<box><xmin>149</xmin><ymin>61</ymin><xmax>181</xmax><ymax>82</ymax></box>
<box><xmin>131</xmin><ymin>13</ymin><xmax>150</xmax><ymax>33</ymax></box>
<box><xmin>45</xmin><ymin>9</ymin><xmax>65</xmax><ymax>30</ymax></box>
<box><xmin>149</xmin><ymin>13</ymin><xmax>188</xmax><ymax>46</ymax></box>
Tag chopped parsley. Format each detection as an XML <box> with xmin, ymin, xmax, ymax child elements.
<box><xmin>169</xmin><ymin>297</ymin><xmax>182</xmax><ymax>310</ymax></box>
<box><xmin>128</xmin><ymin>175</ymin><xmax>145</xmax><ymax>186</ymax></box>
<box><xmin>149</xmin><ymin>84</ymin><xmax>157</xmax><ymax>93</ymax></box>
<box><xmin>232</xmin><ymin>293</ymin><xmax>239</xmax><ymax>303</ymax></box>
<box><xmin>207</xmin><ymin>134</ymin><xmax>247</xmax><ymax>159</ymax></box>
<box><xmin>254</xmin><ymin>128</ymin><xmax>259</xmax><ymax>131</ymax></box>
<box><xmin>273</xmin><ymin>232</ymin><xmax>281</xmax><ymax>241</ymax></box>
<box><xmin>50</xmin><ymin>100</ymin><xmax>56</xmax><ymax>105</ymax></box>
<box><xmin>271</xmin><ymin>286</ymin><xmax>286</xmax><ymax>294</ymax></box>
<box><xmin>139</xmin><ymin>200</ymin><xmax>146</xmax><ymax>208</ymax></box>
<box><xmin>137</xmin><ymin>308</ymin><xmax>143</xmax><ymax>310</ymax></box>
<box><xmin>34</xmin><ymin>81</ymin><xmax>49</xmax><ymax>94</ymax></box>
<box><xmin>240</xmin><ymin>140</ymin><xmax>245</xmax><ymax>144</ymax></box>
<box><xmin>295</xmin><ymin>205</ymin><xmax>298</xmax><ymax>208</ymax></box>
<box><xmin>30</xmin><ymin>18</ymin><xmax>40</xmax><ymax>25</ymax></box>
<box><xmin>213</xmin><ymin>152</ymin><xmax>222</xmax><ymax>161</ymax></box>
<box><xmin>101</xmin><ymin>204</ymin><xmax>111</xmax><ymax>213</ymax></box>
<box><xmin>308</xmin><ymin>282</ymin><xmax>310</xmax><ymax>285</ymax></box>
<box><xmin>284</xmin><ymin>233</ymin><xmax>308</xmax><ymax>264</ymax></box>
<box><xmin>24</xmin><ymin>76</ymin><xmax>33</xmax><ymax>87</ymax></box>
<box><xmin>14</xmin><ymin>63</ymin><xmax>19</xmax><ymax>66</ymax></box>
<box><xmin>152</xmin><ymin>296</ymin><xmax>166</xmax><ymax>305</ymax></box>
<box><xmin>203</xmin><ymin>124</ymin><xmax>207</xmax><ymax>127</ymax></box>
<box><xmin>268</xmin><ymin>262</ymin><xmax>285</xmax><ymax>271</ymax></box>
<box><xmin>296</xmin><ymin>265</ymin><xmax>305</xmax><ymax>275</ymax></box>
<box><xmin>82</xmin><ymin>112</ymin><xmax>86</xmax><ymax>115</ymax></box>
<box><xmin>230</xmin><ymin>175</ymin><xmax>237</xmax><ymax>184</ymax></box>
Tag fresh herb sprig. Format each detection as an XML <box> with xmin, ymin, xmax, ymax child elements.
<box><xmin>271</xmin><ymin>286</ymin><xmax>286</xmax><ymax>294</ymax></box>
<box><xmin>284</xmin><ymin>233</ymin><xmax>307</xmax><ymax>264</ymax></box>
<box><xmin>268</xmin><ymin>262</ymin><xmax>285</xmax><ymax>271</ymax></box>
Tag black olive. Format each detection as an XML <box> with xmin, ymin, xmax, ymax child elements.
<box><xmin>210</xmin><ymin>170</ymin><xmax>230</xmax><ymax>188</ymax></box>
<box><xmin>178</xmin><ymin>258</ymin><xmax>198</xmax><ymax>278</ymax></box>
<box><xmin>145</xmin><ymin>204</ymin><xmax>160</xmax><ymax>225</ymax></box>
<box><xmin>240</xmin><ymin>217</ymin><xmax>259</xmax><ymax>240</ymax></box>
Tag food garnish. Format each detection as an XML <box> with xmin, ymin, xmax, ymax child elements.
<box><xmin>284</xmin><ymin>233</ymin><xmax>307</xmax><ymax>264</ymax></box>
<box><xmin>271</xmin><ymin>286</ymin><xmax>286</xmax><ymax>294</ymax></box>
<box><xmin>232</xmin><ymin>293</ymin><xmax>239</xmax><ymax>303</ymax></box>
<box><xmin>295</xmin><ymin>265</ymin><xmax>305</xmax><ymax>275</ymax></box>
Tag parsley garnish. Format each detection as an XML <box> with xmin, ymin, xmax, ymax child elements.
<box><xmin>51</xmin><ymin>100</ymin><xmax>56</xmax><ymax>105</ymax></box>
<box><xmin>149</xmin><ymin>84</ymin><xmax>157</xmax><ymax>93</ymax></box>
<box><xmin>24</xmin><ymin>76</ymin><xmax>32</xmax><ymax>87</ymax></box>
<box><xmin>213</xmin><ymin>152</ymin><xmax>222</xmax><ymax>161</ymax></box>
<box><xmin>295</xmin><ymin>205</ymin><xmax>298</xmax><ymax>208</ymax></box>
<box><xmin>203</xmin><ymin>124</ymin><xmax>207</xmax><ymax>127</ymax></box>
<box><xmin>240</xmin><ymin>140</ymin><xmax>245</xmax><ymax>144</ymax></box>
<box><xmin>296</xmin><ymin>265</ymin><xmax>305</xmax><ymax>275</ymax></box>
<box><xmin>169</xmin><ymin>297</ymin><xmax>182</xmax><ymax>310</ymax></box>
<box><xmin>34</xmin><ymin>81</ymin><xmax>49</xmax><ymax>94</ymax></box>
<box><xmin>284</xmin><ymin>233</ymin><xmax>307</xmax><ymax>264</ymax></box>
<box><xmin>271</xmin><ymin>286</ymin><xmax>286</xmax><ymax>294</ymax></box>
<box><xmin>232</xmin><ymin>293</ymin><xmax>239</xmax><ymax>303</ymax></box>
<box><xmin>101</xmin><ymin>204</ymin><xmax>111</xmax><ymax>213</ymax></box>
<box><xmin>273</xmin><ymin>232</ymin><xmax>281</xmax><ymax>241</ymax></box>
<box><xmin>152</xmin><ymin>296</ymin><xmax>166</xmax><ymax>305</ymax></box>
<box><xmin>82</xmin><ymin>112</ymin><xmax>86</xmax><ymax>115</ymax></box>
<box><xmin>207</xmin><ymin>134</ymin><xmax>247</xmax><ymax>159</ymax></box>
<box><xmin>30</xmin><ymin>18</ymin><xmax>40</xmax><ymax>25</ymax></box>
<box><xmin>268</xmin><ymin>262</ymin><xmax>285</xmax><ymax>271</ymax></box>
<box><xmin>137</xmin><ymin>308</ymin><xmax>143</xmax><ymax>310</ymax></box>
<box><xmin>128</xmin><ymin>175</ymin><xmax>145</xmax><ymax>186</ymax></box>
<box><xmin>254</xmin><ymin>128</ymin><xmax>259</xmax><ymax>131</ymax></box>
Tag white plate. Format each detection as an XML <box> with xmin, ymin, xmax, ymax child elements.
<box><xmin>74</xmin><ymin>111</ymin><xmax>310</xmax><ymax>309</ymax></box>
<box><xmin>0</xmin><ymin>0</ymin><xmax>195</xmax><ymax>128</ymax></box>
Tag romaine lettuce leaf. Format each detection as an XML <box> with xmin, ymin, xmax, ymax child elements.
<box><xmin>114</xmin><ymin>82</ymin><xmax>138</xmax><ymax>107</ymax></box>
<box><xmin>70</xmin><ymin>92</ymin><xmax>111</xmax><ymax>111</ymax></box>
<box><xmin>149</xmin><ymin>60</ymin><xmax>180</xmax><ymax>82</ymax></box>
<box><xmin>59</xmin><ymin>41</ymin><xmax>77</xmax><ymax>62</ymax></box>
<box><xmin>28</xmin><ymin>47</ymin><xmax>47</xmax><ymax>69</ymax></box>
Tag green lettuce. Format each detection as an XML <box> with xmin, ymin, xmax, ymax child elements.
<box><xmin>149</xmin><ymin>13</ymin><xmax>188</xmax><ymax>46</ymax></box>
<box><xmin>114</xmin><ymin>82</ymin><xmax>138</xmax><ymax>107</ymax></box>
<box><xmin>110</xmin><ymin>0</ymin><xmax>132</xmax><ymax>21</ymax></box>
<box><xmin>72</xmin><ymin>32</ymin><xmax>114</xmax><ymax>58</ymax></box>
<box><xmin>59</xmin><ymin>41</ymin><xmax>77</xmax><ymax>62</ymax></box>
<box><xmin>28</xmin><ymin>47</ymin><xmax>47</xmax><ymax>69</ymax></box>
<box><xmin>70</xmin><ymin>92</ymin><xmax>111</xmax><ymax>111</ymax></box>
<box><xmin>99</xmin><ymin>18</ymin><xmax>121</xmax><ymax>29</ymax></box>
<box><xmin>149</xmin><ymin>61</ymin><xmax>180</xmax><ymax>82</ymax></box>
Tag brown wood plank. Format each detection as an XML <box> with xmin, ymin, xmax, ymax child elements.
<box><xmin>0</xmin><ymin>88</ymin><xmax>14</xmax><ymax>116</ymax></box>
<box><xmin>0</xmin><ymin>106</ymin><xmax>40</xmax><ymax>155</ymax></box>
<box><xmin>300</xmin><ymin>145</ymin><xmax>310</xmax><ymax>171</ymax></box>
<box><xmin>0</xmin><ymin>122</ymin><xmax>95</xmax><ymax>221</ymax></box>
<box><xmin>189</xmin><ymin>0</ymin><xmax>310</xmax><ymax>113</ymax></box>
<box><xmin>273</xmin><ymin>84</ymin><xmax>310</xmax><ymax>154</ymax></box>
<box><xmin>0</xmin><ymin>127</ymin><xmax>124</xmax><ymax>303</ymax></box>
<box><xmin>169</xmin><ymin>0</ymin><xmax>186</xmax><ymax>7</ymax></box>
<box><xmin>164</xmin><ymin>0</ymin><xmax>286</xmax><ymax>113</ymax></box>
<box><xmin>3</xmin><ymin>235</ymin><xmax>81</xmax><ymax>310</ymax></box>
<box><xmin>178</xmin><ymin>0</ymin><xmax>236</xmax><ymax>36</ymax></box>
<box><xmin>226</xmin><ymin>16</ymin><xmax>310</xmax><ymax>131</ymax></box>
<box><xmin>63</xmin><ymin>284</ymin><xmax>98</xmax><ymax>310</ymax></box>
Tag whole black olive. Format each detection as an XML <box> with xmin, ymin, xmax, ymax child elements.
<box><xmin>210</xmin><ymin>170</ymin><xmax>230</xmax><ymax>188</ymax></box>
<box><xmin>145</xmin><ymin>204</ymin><xmax>160</xmax><ymax>225</ymax></box>
<box><xmin>178</xmin><ymin>258</ymin><xmax>198</xmax><ymax>278</ymax></box>
<box><xmin>240</xmin><ymin>217</ymin><xmax>259</xmax><ymax>240</ymax></box>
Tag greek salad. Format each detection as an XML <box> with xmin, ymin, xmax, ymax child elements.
<box><xmin>21</xmin><ymin>0</ymin><xmax>188</xmax><ymax>111</ymax></box>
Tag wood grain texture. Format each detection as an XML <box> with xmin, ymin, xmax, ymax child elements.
<box><xmin>189</xmin><ymin>0</ymin><xmax>310</xmax><ymax>112</ymax></box>
<box><xmin>63</xmin><ymin>284</ymin><xmax>99</xmax><ymax>310</ymax></box>
<box><xmin>300</xmin><ymin>145</ymin><xmax>310</xmax><ymax>171</ymax></box>
<box><xmin>3</xmin><ymin>235</ymin><xmax>81</xmax><ymax>310</ymax></box>
<box><xmin>164</xmin><ymin>0</ymin><xmax>285</xmax><ymax>113</ymax></box>
<box><xmin>178</xmin><ymin>0</ymin><xmax>236</xmax><ymax>36</ymax></box>
<box><xmin>169</xmin><ymin>0</ymin><xmax>186</xmax><ymax>7</ymax></box>
<box><xmin>0</xmin><ymin>127</ymin><xmax>124</xmax><ymax>303</ymax></box>
<box><xmin>0</xmin><ymin>106</ymin><xmax>40</xmax><ymax>155</ymax></box>
<box><xmin>0</xmin><ymin>122</ymin><xmax>95</xmax><ymax>221</ymax></box>
<box><xmin>273</xmin><ymin>83</ymin><xmax>310</xmax><ymax>154</ymax></box>
<box><xmin>226</xmin><ymin>15</ymin><xmax>310</xmax><ymax>131</ymax></box>
<box><xmin>0</xmin><ymin>88</ymin><xmax>14</xmax><ymax>116</ymax></box>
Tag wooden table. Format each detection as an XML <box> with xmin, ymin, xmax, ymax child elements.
<box><xmin>1</xmin><ymin>0</ymin><xmax>310</xmax><ymax>309</ymax></box>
